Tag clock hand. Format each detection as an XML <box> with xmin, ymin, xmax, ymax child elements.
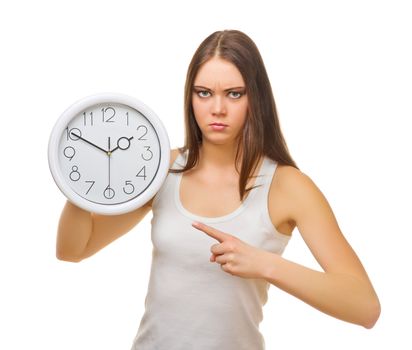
<box><xmin>103</xmin><ymin>136</ymin><xmax>115</xmax><ymax>200</ymax></box>
<box><xmin>110</xmin><ymin>136</ymin><xmax>134</xmax><ymax>153</ymax></box>
<box><xmin>70</xmin><ymin>132</ymin><xmax>108</xmax><ymax>154</ymax></box>
<box><xmin>108</xmin><ymin>137</ymin><xmax>111</xmax><ymax>185</ymax></box>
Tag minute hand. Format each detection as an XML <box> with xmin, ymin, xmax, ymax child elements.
<box><xmin>70</xmin><ymin>132</ymin><xmax>108</xmax><ymax>154</ymax></box>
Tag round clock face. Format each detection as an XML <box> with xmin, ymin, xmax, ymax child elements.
<box><xmin>49</xmin><ymin>94</ymin><xmax>170</xmax><ymax>215</ymax></box>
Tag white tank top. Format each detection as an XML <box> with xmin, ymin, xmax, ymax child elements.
<box><xmin>131</xmin><ymin>150</ymin><xmax>291</xmax><ymax>350</ymax></box>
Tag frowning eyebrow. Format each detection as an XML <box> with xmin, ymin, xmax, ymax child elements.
<box><xmin>193</xmin><ymin>85</ymin><xmax>246</xmax><ymax>92</ymax></box>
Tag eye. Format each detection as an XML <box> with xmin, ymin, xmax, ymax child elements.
<box><xmin>228</xmin><ymin>91</ymin><xmax>244</xmax><ymax>99</ymax></box>
<box><xmin>195</xmin><ymin>90</ymin><xmax>211</xmax><ymax>98</ymax></box>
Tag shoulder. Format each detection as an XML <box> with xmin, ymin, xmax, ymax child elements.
<box><xmin>272</xmin><ymin>164</ymin><xmax>316</xmax><ymax>194</ymax></box>
<box><xmin>270</xmin><ymin>164</ymin><xmax>330</xmax><ymax>224</ymax></box>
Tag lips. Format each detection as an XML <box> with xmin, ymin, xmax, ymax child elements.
<box><xmin>209</xmin><ymin>122</ymin><xmax>228</xmax><ymax>131</ymax></box>
<box><xmin>210</xmin><ymin>122</ymin><xmax>228</xmax><ymax>126</ymax></box>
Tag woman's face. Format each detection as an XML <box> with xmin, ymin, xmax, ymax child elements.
<box><xmin>192</xmin><ymin>56</ymin><xmax>248</xmax><ymax>147</ymax></box>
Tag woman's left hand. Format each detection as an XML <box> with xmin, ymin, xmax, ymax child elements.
<box><xmin>192</xmin><ymin>221</ymin><xmax>274</xmax><ymax>279</ymax></box>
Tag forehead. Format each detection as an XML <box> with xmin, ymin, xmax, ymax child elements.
<box><xmin>194</xmin><ymin>57</ymin><xmax>245</xmax><ymax>87</ymax></box>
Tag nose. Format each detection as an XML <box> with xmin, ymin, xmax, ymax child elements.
<box><xmin>211</xmin><ymin>95</ymin><xmax>226</xmax><ymax>116</ymax></box>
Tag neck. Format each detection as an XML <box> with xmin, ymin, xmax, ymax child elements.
<box><xmin>198</xmin><ymin>140</ymin><xmax>243</xmax><ymax>172</ymax></box>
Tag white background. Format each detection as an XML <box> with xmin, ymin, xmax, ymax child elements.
<box><xmin>1</xmin><ymin>0</ymin><xmax>410</xmax><ymax>349</ymax></box>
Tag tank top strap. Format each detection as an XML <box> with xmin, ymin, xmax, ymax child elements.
<box><xmin>172</xmin><ymin>149</ymin><xmax>188</xmax><ymax>170</ymax></box>
<box><xmin>249</xmin><ymin>156</ymin><xmax>278</xmax><ymax>203</ymax></box>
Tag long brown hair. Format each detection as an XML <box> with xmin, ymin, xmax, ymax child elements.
<box><xmin>170</xmin><ymin>30</ymin><xmax>299</xmax><ymax>201</ymax></box>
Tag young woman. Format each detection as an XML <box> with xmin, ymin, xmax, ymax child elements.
<box><xmin>57</xmin><ymin>30</ymin><xmax>380</xmax><ymax>349</ymax></box>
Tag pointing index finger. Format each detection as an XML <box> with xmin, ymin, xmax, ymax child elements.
<box><xmin>192</xmin><ymin>222</ymin><xmax>229</xmax><ymax>243</ymax></box>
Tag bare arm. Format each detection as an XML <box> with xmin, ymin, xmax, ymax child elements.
<box><xmin>56</xmin><ymin>198</ymin><xmax>153</xmax><ymax>262</ymax></box>
<box><xmin>264</xmin><ymin>166</ymin><xmax>381</xmax><ymax>328</ymax></box>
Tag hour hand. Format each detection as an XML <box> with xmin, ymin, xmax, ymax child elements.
<box><xmin>70</xmin><ymin>132</ymin><xmax>108</xmax><ymax>154</ymax></box>
<box><xmin>110</xmin><ymin>136</ymin><xmax>134</xmax><ymax>153</ymax></box>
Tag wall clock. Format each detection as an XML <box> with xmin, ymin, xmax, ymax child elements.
<box><xmin>48</xmin><ymin>93</ymin><xmax>170</xmax><ymax>215</ymax></box>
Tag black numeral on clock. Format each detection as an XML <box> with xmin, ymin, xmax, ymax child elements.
<box><xmin>69</xmin><ymin>166</ymin><xmax>81</xmax><ymax>181</ymax></box>
<box><xmin>83</xmin><ymin>111</ymin><xmax>94</xmax><ymax>126</ymax></box>
<box><xmin>136</xmin><ymin>166</ymin><xmax>147</xmax><ymax>180</ymax></box>
<box><xmin>85</xmin><ymin>180</ymin><xmax>95</xmax><ymax>195</ymax></box>
<box><xmin>65</xmin><ymin>127</ymin><xmax>81</xmax><ymax>141</ymax></box>
<box><xmin>104</xmin><ymin>185</ymin><xmax>115</xmax><ymax>199</ymax></box>
<box><xmin>136</xmin><ymin>125</ymin><xmax>148</xmax><ymax>140</ymax></box>
<box><xmin>123</xmin><ymin>181</ymin><xmax>135</xmax><ymax>195</ymax></box>
<box><xmin>102</xmin><ymin>107</ymin><xmax>116</xmax><ymax>123</ymax></box>
<box><xmin>63</xmin><ymin>146</ymin><xmax>75</xmax><ymax>161</ymax></box>
<box><xmin>141</xmin><ymin>146</ymin><xmax>153</xmax><ymax>161</ymax></box>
